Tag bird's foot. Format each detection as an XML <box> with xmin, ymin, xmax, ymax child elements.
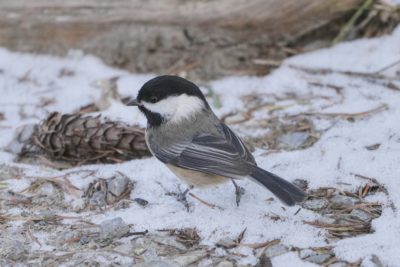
<box><xmin>232</xmin><ymin>180</ymin><xmax>245</xmax><ymax>206</ymax></box>
<box><xmin>166</xmin><ymin>185</ymin><xmax>193</xmax><ymax>211</ymax></box>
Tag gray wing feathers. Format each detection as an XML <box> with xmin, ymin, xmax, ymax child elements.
<box><xmin>154</xmin><ymin>123</ymin><xmax>255</xmax><ymax>179</ymax></box>
<box><xmin>220</xmin><ymin>123</ymin><xmax>256</xmax><ymax>165</ymax></box>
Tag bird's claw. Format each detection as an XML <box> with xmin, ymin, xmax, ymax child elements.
<box><xmin>166</xmin><ymin>185</ymin><xmax>192</xmax><ymax>212</ymax></box>
<box><xmin>232</xmin><ymin>180</ymin><xmax>245</xmax><ymax>206</ymax></box>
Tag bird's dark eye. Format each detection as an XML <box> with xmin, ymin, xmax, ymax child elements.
<box><xmin>149</xmin><ymin>96</ymin><xmax>158</xmax><ymax>103</ymax></box>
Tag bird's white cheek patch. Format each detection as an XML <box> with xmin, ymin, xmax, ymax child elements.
<box><xmin>142</xmin><ymin>94</ymin><xmax>204</xmax><ymax>123</ymax></box>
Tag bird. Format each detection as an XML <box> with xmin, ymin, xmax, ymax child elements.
<box><xmin>127</xmin><ymin>75</ymin><xmax>306</xmax><ymax>208</ymax></box>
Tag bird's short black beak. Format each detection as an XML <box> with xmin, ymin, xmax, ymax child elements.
<box><xmin>126</xmin><ymin>98</ymin><xmax>140</xmax><ymax>106</ymax></box>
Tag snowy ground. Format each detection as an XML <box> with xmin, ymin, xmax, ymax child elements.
<box><xmin>1</xmin><ymin>27</ymin><xmax>400</xmax><ymax>266</ymax></box>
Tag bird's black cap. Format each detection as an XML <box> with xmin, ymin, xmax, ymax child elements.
<box><xmin>136</xmin><ymin>75</ymin><xmax>208</xmax><ymax>105</ymax></box>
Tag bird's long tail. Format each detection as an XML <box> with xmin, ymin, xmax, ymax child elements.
<box><xmin>250</xmin><ymin>167</ymin><xmax>306</xmax><ymax>206</ymax></box>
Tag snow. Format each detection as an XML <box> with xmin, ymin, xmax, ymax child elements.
<box><xmin>1</xmin><ymin>28</ymin><xmax>400</xmax><ymax>266</ymax></box>
<box><xmin>272</xmin><ymin>253</ymin><xmax>319</xmax><ymax>267</ymax></box>
<box><xmin>390</xmin><ymin>0</ymin><xmax>400</xmax><ymax>5</ymax></box>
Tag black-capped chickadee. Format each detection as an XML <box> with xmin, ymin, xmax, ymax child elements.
<box><xmin>127</xmin><ymin>75</ymin><xmax>306</xmax><ymax>207</ymax></box>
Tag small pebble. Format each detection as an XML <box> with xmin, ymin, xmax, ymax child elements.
<box><xmin>318</xmin><ymin>215</ymin><xmax>337</xmax><ymax>224</ymax></box>
<box><xmin>88</xmin><ymin>240</ymin><xmax>99</xmax><ymax>250</ymax></box>
<box><xmin>172</xmin><ymin>251</ymin><xmax>207</xmax><ymax>266</ymax></box>
<box><xmin>114</xmin><ymin>199</ymin><xmax>132</xmax><ymax>210</ymax></box>
<box><xmin>217</xmin><ymin>260</ymin><xmax>234</xmax><ymax>267</ymax></box>
<box><xmin>108</xmin><ymin>175</ymin><xmax>130</xmax><ymax>197</ymax></box>
<box><xmin>279</xmin><ymin>132</ymin><xmax>310</xmax><ymax>149</ymax></box>
<box><xmin>151</xmin><ymin>235</ymin><xmax>187</xmax><ymax>251</ymax></box>
<box><xmin>264</xmin><ymin>244</ymin><xmax>288</xmax><ymax>258</ymax></box>
<box><xmin>99</xmin><ymin>217</ymin><xmax>130</xmax><ymax>240</ymax></box>
<box><xmin>330</xmin><ymin>195</ymin><xmax>360</xmax><ymax>206</ymax></box>
<box><xmin>302</xmin><ymin>199</ymin><xmax>329</xmax><ymax>210</ymax></box>
<box><xmin>134</xmin><ymin>198</ymin><xmax>149</xmax><ymax>207</ymax></box>
<box><xmin>350</xmin><ymin>209</ymin><xmax>372</xmax><ymax>222</ymax></box>
<box><xmin>304</xmin><ymin>253</ymin><xmax>332</xmax><ymax>264</ymax></box>
<box><xmin>328</xmin><ymin>262</ymin><xmax>348</xmax><ymax>267</ymax></box>
<box><xmin>89</xmin><ymin>191</ymin><xmax>107</xmax><ymax>207</ymax></box>
<box><xmin>113</xmin><ymin>243</ymin><xmax>134</xmax><ymax>255</ymax></box>
<box><xmin>37</xmin><ymin>182</ymin><xmax>57</xmax><ymax>196</ymax></box>
<box><xmin>131</xmin><ymin>237</ymin><xmax>151</xmax><ymax>256</ymax></box>
<box><xmin>79</xmin><ymin>236</ymin><xmax>90</xmax><ymax>245</ymax></box>
<box><xmin>293</xmin><ymin>179</ymin><xmax>308</xmax><ymax>191</ymax></box>
<box><xmin>216</xmin><ymin>237</ymin><xmax>237</xmax><ymax>249</ymax></box>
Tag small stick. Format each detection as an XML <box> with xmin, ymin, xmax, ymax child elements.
<box><xmin>124</xmin><ymin>230</ymin><xmax>148</xmax><ymax>237</ymax></box>
<box><xmin>375</xmin><ymin>58</ymin><xmax>400</xmax><ymax>74</ymax></box>
<box><xmin>333</xmin><ymin>0</ymin><xmax>374</xmax><ymax>44</ymax></box>
<box><xmin>188</xmin><ymin>192</ymin><xmax>224</xmax><ymax>210</ymax></box>
<box><xmin>352</xmin><ymin>173</ymin><xmax>388</xmax><ymax>194</ymax></box>
<box><xmin>298</xmin><ymin>104</ymin><xmax>387</xmax><ymax>119</ymax></box>
<box><xmin>371</xmin><ymin>254</ymin><xmax>385</xmax><ymax>267</ymax></box>
<box><xmin>25</xmin><ymin>169</ymin><xmax>95</xmax><ymax>180</ymax></box>
<box><xmin>235</xmin><ymin>227</ymin><xmax>247</xmax><ymax>244</ymax></box>
<box><xmin>294</xmin><ymin>208</ymin><xmax>301</xmax><ymax>215</ymax></box>
<box><xmin>289</xmin><ymin>64</ymin><xmax>400</xmax><ymax>81</ymax></box>
<box><xmin>240</xmin><ymin>239</ymin><xmax>280</xmax><ymax>249</ymax></box>
<box><xmin>61</xmin><ymin>235</ymin><xmax>82</xmax><ymax>244</ymax></box>
<box><xmin>27</xmin><ymin>225</ymin><xmax>42</xmax><ymax>247</ymax></box>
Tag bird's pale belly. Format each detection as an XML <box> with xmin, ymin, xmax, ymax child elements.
<box><xmin>166</xmin><ymin>164</ymin><xmax>229</xmax><ymax>187</ymax></box>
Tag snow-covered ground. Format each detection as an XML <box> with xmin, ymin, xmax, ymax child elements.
<box><xmin>1</xmin><ymin>27</ymin><xmax>400</xmax><ymax>266</ymax></box>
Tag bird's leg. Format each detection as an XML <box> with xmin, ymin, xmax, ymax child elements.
<box><xmin>177</xmin><ymin>185</ymin><xmax>193</xmax><ymax>211</ymax></box>
<box><xmin>231</xmin><ymin>180</ymin><xmax>245</xmax><ymax>206</ymax></box>
<box><xmin>166</xmin><ymin>185</ymin><xmax>193</xmax><ymax>211</ymax></box>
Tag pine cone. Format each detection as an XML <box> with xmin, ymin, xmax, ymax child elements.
<box><xmin>32</xmin><ymin>112</ymin><xmax>150</xmax><ymax>165</ymax></box>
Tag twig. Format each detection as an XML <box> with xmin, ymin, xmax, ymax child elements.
<box><xmin>333</xmin><ymin>0</ymin><xmax>374</xmax><ymax>44</ymax></box>
<box><xmin>124</xmin><ymin>230</ymin><xmax>149</xmax><ymax>237</ymax></box>
<box><xmin>235</xmin><ymin>228</ymin><xmax>247</xmax><ymax>244</ymax></box>
<box><xmin>371</xmin><ymin>254</ymin><xmax>385</xmax><ymax>267</ymax></box>
<box><xmin>368</xmin><ymin>80</ymin><xmax>400</xmax><ymax>92</ymax></box>
<box><xmin>304</xmin><ymin>220</ymin><xmax>369</xmax><ymax>231</ymax></box>
<box><xmin>294</xmin><ymin>208</ymin><xmax>301</xmax><ymax>215</ymax></box>
<box><xmin>241</xmin><ymin>239</ymin><xmax>280</xmax><ymax>249</ymax></box>
<box><xmin>20</xmin><ymin>177</ymin><xmax>81</xmax><ymax>196</ymax></box>
<box><xmin>337</xmin><ymin>156</ymin><xmax>342</xmax><ymax>170</ymax></box>
<box><xmin>298</xmin><ymin>104</ymin><xmax>387</xmax><ymax>119</ymax></box>
<box><xmin>37</xmin><ymin>156</ymin><xmax>76</xmax><ymax>169</ymax></box>
<box><xmin>252</xmin><ymin>59</ymin><xmax>282</xmax><ymax>67</ymax></box>
<box><xmin>323</xmin><ymin>256</ymin><xmax>339</xmax><ymax>266</ymax></box>
<box><xmin>0</xmin><ymin>214</ymin><xmax>81</xmax><ymax>222</ymax></box>
<box><xmin>62</xmin><ymin>176</ymin><xmax>81</xmax><ymax>192</ymax></box>
<box><xmin>352</xmin><ymin>173</ymin><xmax>388</xmax><ymax>194</ymax></box>
<box><xmin>26</xmin><ymin>225</ymin><xmax>42</xmax><ymax>247</ymax></box>
<box><xmin>61</xmin><ymin>235</ymin><xmax>82</xmax><ymax>244</ymax></box>
<box><xmin>374</xmin><ymin>58</ymin><xmax>400</xmax><ymax>74</ymax></box>
<box><xmin>289</xmin><ymin>64</ymin><xmax>400</xmax><ymax>81</ymax></box>
<box><xmin>188</xmin><ymin>193</ymin><xmax>224</xmax><ymax>210</ymax></box>
<box><xmin>308</xmin><ymin>81</ymin><xmax>343</xmax><ymax>93</ymax></box>
<box><xmin>25</xmin><ymin>169</ymin><xmax>95</xmax><ymax>180</ymax></box>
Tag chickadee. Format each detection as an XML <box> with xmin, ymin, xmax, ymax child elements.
<box><xmin>127</xmin><ymin>75</ymin><xmax>306</xmax><ymax>206</ymax></box>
